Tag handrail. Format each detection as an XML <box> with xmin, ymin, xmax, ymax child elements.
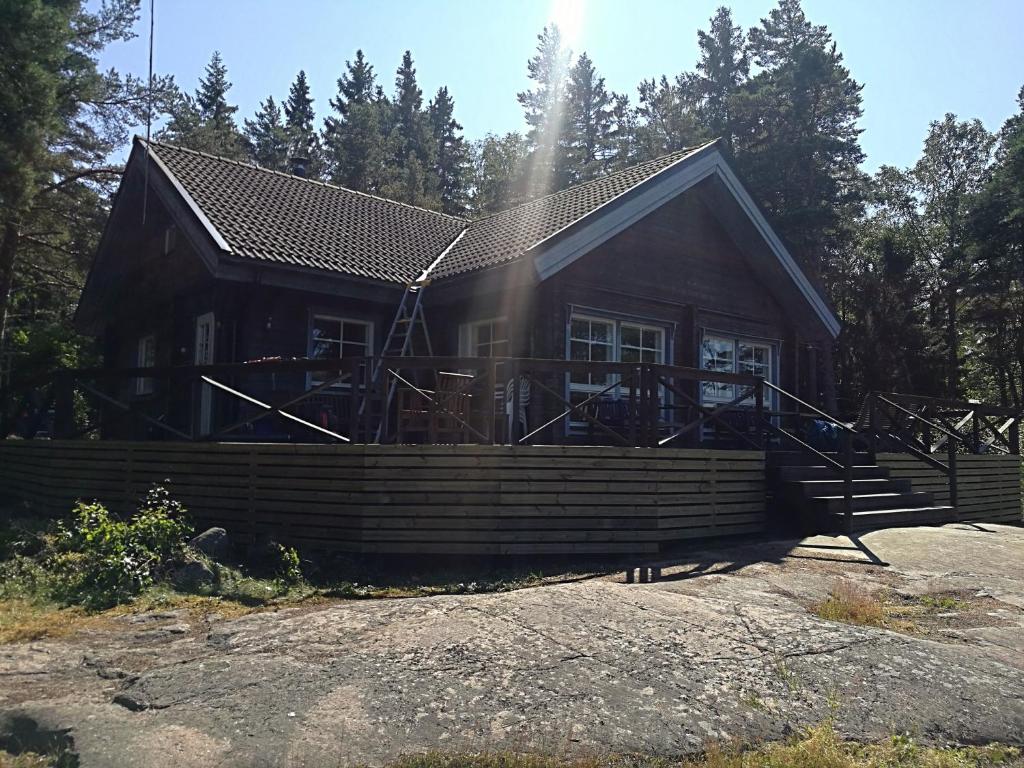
<box><xmin>874</xmin><ymin>394</ymin><xmax>967</xmax><ymax>444</ymax></box>
<box><xmin>762</xmin><ymin>380</ymin><xmax>856</xmax><ymax>434</ymax></box>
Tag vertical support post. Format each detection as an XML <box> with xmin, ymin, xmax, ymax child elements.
<box><xmin>842</xmin><ymin>430</ymin><xmax>855</xmax><ymax>535</ymax></box>
<box><xmin>486</xmin><ymin>358</ymin><xmax>497</xmax><ymax>445</ymax></box>
<box><xmin>361</xmin><ymin>359</ymin><xmax>373</xmax><ymax>444</ymax></box>
<box><xmin>947</xmin><ymin>438</ymin><xmax>959</xmax><ymax>519</ymax></box>
<box><xmin>53</xmin><ymin>372</ymin><xmax>74</xmax><ymax>439</ymax></box>
<box><xmin>510</xmin><ymin>359</ymin><xmax>521</xmax><ymax>445</ymax></box>
<box><xmin>376</xmin><ymin>366</ymin><xmax>388</xmax><ymax>444</ymax></box>
<box><xmin>628</xmin><ymin>368</ymin><xmax>637</xmax><ymax>447</ymax></box>
<box><xmin>868</xmin><ymin>395</ymin><xmax>879</xmax><ymax>459</ymax></box>
<box><xmin>1009</xmin><ymin>417</ymin><xmax>1020</xmax><ymax>456</ymax></box>
<box><xmin>349</xmin><ymin>361</ymin><xmax>361</xmax><ymax>444</ymax></box>
<box><xmin>754</xmin><ymin>377</ymin><xmax>765</xmax><ymax>450</ymax></box>
<box><xmin>971</xmin><ymin>412</ymin><xmax>981</xmax><ymax>454</ymax></box>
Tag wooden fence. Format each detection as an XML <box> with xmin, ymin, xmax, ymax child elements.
<box><xmin>0</xmin><ymin>440</ymin><xmax>767</xmax><ymax>555</ymax></box>
<box><xmin>877</xmin><ymin>452</ymin><xmax>1023</xmax><ymax>524</ymax></box>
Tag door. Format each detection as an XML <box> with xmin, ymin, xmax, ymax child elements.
<box><xmin>194</xmin><ymin>312</ymin><xmax>215</xmax><ymax>435</ymax></box>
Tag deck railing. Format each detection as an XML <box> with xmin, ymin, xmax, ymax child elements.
<box><xmin>38</xmin><ymin>355</ymin><xmax>771</xmax><ymax>449</ymax></box>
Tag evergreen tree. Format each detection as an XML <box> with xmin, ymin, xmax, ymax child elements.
<box><xmin>159</xmin><ymin>51</ymin><xmax>244</xmax><ymax>158</ymax></box>
<box><xmin>381</xmin><ymin>51</ymin><xmax>438</xmax><ymax>206</ymax></box>
<box><xmin>606</xmin><ymin>93</ymin><xmax>639</xmax><ymax>171</ymax></box>
<box><xmin>470</xmin><ymin>133</ymin><xmax>530</xmax><ymax>215</ymax></box>
<box><xmin>632</xmin><ymin>75</ymin><xmax>705</xmax><ymax>161</ymax></box>
<box><xmin>323</xmin><ymin>51</ymin><xmax>389</xmax><ymax>192</ymax></box>
<box><xmin>243</xmin><ymin>95</ymin><xmax>289</xmax><ymax>170</ymax></box>
<box><xmin>517</xmin><ymin>25</ymin><xmax>572</xmax><ymax>196</ymax></box>
<box><xmin>692</xmin><ymin>6</ymin><xmax>748</xmax><ymax>150</ymax></box>
<box><xmin>564</xmin><ymin>53</ymin><xmax>616</xmax><ymax>183</ymax></box>
<box><xmin>428</xmin><ymin>87</ymin><xmax>471</xmax><ymax>215</ymax></box>
<box><xmin>283</xmin><ymin>70</ymin><xmax>324</xmax><ymax>177</ymax></box>
<box><xmin>731</xmin><ymin>0</ymin><xmax>866</xmax><ymax>281</ymax></box>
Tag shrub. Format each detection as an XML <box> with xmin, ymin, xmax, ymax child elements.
<box><xmin>48</xmin><ymin>486</ymin><xmax>192</xmax><ymax>610</ymax></box>
<box><xmin>814</xmin><ymin>581</ymin><xmax>886</xmax><ymax>627</ymax></box>
<box><xmin>275</xmin><ymin>544</ymin><xmax>303</xmax><ymax>586</ymax></box>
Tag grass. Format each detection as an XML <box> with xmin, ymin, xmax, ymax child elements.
<box><xmin>813</xmin><ymin>581</ymin><xmax>887</xmax><ymax>627</ymax></box>
<box><xmin>811</xmin><ymin>580</ymin><xmax>995</xmax><ymax>636</ymax></box>
<box><xmin>381</xmin><ymin>723</ymin><xmax>1023</xmax><ymax>767</ymax></box>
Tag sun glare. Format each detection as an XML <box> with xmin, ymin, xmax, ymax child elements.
<box><xmin>548</xmin><ymin>0</ymin><xmax>586</xmax><ymax>49</ymax></box>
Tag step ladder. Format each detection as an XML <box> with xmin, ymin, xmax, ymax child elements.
<box><xmin>359</xmin><ymin>227</ymin><xmax>467</xmax><ymax>443</ymax></box>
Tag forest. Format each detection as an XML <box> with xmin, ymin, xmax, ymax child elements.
<box><xmin>1</xmin><ymin>0</ymin><xmax>1022</xmax><ymax>430</ymax></box>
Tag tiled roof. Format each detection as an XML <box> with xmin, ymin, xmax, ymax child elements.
<box><xmin>144</xmin><ymin>138</ymin><xmax>713</xmax><ymax>285</ymax></box>
<box><xmin>147</xmin><ymin>140</ymin><xmax>466</xmax><ymax>284</ymax></box>
<box><xmin>432</xmin><ymin>144</ymin><xmax>711</xmax><ymax>279</ymax></box>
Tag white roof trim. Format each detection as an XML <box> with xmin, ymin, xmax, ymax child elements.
<box><xmin>531</xmin><ymin>147</ymin><xmax>840</xmax><ymax>338</ymax></box>
<box><xmin>140</xmin><ymin>139</ymin><xmax>234</xmax><ymax>255</ymax></box>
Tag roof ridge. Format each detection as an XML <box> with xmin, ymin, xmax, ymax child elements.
<box><xmin>468</xmin><ymin>140</ymin><xmax>718</xmax><ymax>224</ymax></box>
<box><xmin>136</xmin><ymin>136</ymin><xmax>469</xmax><ymax>224</ymax></box>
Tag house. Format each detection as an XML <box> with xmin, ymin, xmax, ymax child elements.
<box><xmin>75</xmin><ymin>136</ymin><xmax>839</xmax><ymax>443</ymax></box>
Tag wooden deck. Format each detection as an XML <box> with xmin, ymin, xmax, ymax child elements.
<box><xmin>0</xmin><ymin>441</ymin><xmax>767</xmax><ymax>555</ymax></box>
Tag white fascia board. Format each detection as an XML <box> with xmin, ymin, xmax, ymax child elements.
<box><xmin>532</xmin><ymin>150</ymin><xmax>840</xmax><ymax>339</ymax></box>
<box><xmin>143</xmin><ymin>141</ymin><xmax>234</xmax><ymax>255</ymax></box>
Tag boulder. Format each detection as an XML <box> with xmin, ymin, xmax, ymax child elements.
<box><xmin>171</xmin><ymin>558</ymin><xmax>216</xmax><ymax>590</ymax></box>
<box><xmin>189</xmin><ymin>527</ymin><xmax>230</xmax><ymax>561</ymax></box>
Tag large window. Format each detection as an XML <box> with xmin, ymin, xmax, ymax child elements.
<box><xmin>460</xmin><ymin>318</ymin><xmax>509</xmax><ymax>358</ymax></box>
<box><xmin>310</xmin><ymin>315</ymin><xmax>372</xmax><ymax>384</ymax></box>
<box><xmin>568</xmin><ymin>313</ymin><xmax>665</xmax><ymax>407</ymax></box>
<box><xmin>700</xmin><ymin>332</ymin><xmax>775</xmax><ymax>405</ymax></box>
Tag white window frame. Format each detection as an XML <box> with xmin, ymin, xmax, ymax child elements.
<box><xmin>458</xmin><ymin>317</ymin><xmax>509</xmax><ymax>359</ymax></box>
<box><xmin>135</xmin><ymin>334</ymin><xmax>156</xmax><ymax>396</ymax></box>
<box><xmin>700</xmin><ymin>331</ymin><xmax>776</xmax><ymax>407</ymax></box>
<box><xmin>566</xmin><ymin>312</ymin><xmax>668</xmax><ymax>427</ymax></box>
<box><xmin>309</xmin><ymin>314</ymin><xmax>373</xmax><ymax>386</ymax></box>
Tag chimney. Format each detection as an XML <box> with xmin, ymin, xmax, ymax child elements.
<box><xmin>290</xmin><ymin>156</ymin><xmax>308</xmax><ymax>178</ymax></box>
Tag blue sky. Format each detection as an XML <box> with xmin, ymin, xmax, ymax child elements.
<box><xmin>99</xmin><ymin>0</ymin><xmax>1024</xmax><ymax>173</ymax></box>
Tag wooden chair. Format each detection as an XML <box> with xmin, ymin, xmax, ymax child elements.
<box><xmin>396</xmin><ymin>371</ymin><xmax>473</xmax><ymax>443</ymax></box>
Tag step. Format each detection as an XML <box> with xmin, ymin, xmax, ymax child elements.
<box><xmin>814</xmin><ymin>491</ymin><xmax>935</xmax><ymax>514</ymax></box>
<box><xmin>827</xmin><ymin>505</ymin><xmax>957</xmax><ymax>532</ymax></box>
<box><xmin>795</xmin><ymin>478</ymin><xmax>911</xmax><ymax>497</ymax></box>
<box><xmin>776</xmin><ymin>465</ymin><xmax>891</xmax><ymax>482</ymax></box>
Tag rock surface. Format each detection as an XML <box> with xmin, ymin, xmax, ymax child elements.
<box><xmin>1</xmin><ymin>522</ymin><xmax>1023</xmax><ymax>768</ymax></box>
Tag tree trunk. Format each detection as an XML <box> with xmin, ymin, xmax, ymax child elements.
<box><xmin>945</xmin><ymin>289</ymin><xmax>958</xmax><ymax>399</ymax></box>
<box><xmin>0</xmin><ymin>220</ymin><xmax>18</xmax><ymax>350</ymax></box>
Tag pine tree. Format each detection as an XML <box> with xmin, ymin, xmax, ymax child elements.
<box><xmin>632</xmin><ymin>75</ymin><xmax>704</xmax><ymax>160</ymax></box>
<box><xmin>243</xmin><ymin>95</ymin><xmax>289</xmax><ymax>171</ymax></box>
<box><xmin>159</xmin><ymin>51</ymin><xmax>244</xmax><ymax>158</ymax></box>
<box><xmin>517</xmin><ymin>25</ymin><xmax>572</xmax><ymax>197</ymax></box>
<box><xmin>471</xmin><ymin>133</ymin><xmax>530</xmax><ymax>215</ymax></box>
<box><xmin>692</xmin><ymin>6</ymin><xmax>748</xmax><ymax>150</ymax></box>
<box><xmin>283</xmin><ymin>70</ymin><xmax>324</xmax><ymax>176</ymax></box>
<box><xmin>428</xmin><ymin>87</ymin><xmax>471</xmax><ymax>215</ymax></box>
<box><xmin>731</xmin><ymin>0</ymin><xmax>865</xmax><ymax>280</ymax></box>
<box><xmin>564</xmin><ymin>53</ymin><xmax>615</xmax><ymax>183</ymax></box>
<box><xmin>382</xmin><ymin>51</ymin><xmax>438</xmax><ymax>206</ymax></box>
<box><xmin>323</xmin><ymin>51</ymin><xmax>389</xmax><ymax>192</ymax></box>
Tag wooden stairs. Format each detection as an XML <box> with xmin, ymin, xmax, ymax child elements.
<box><xmin>768</xmin><ymin>450</ymin><xmax>956</xmax><ymax>534</ymax></box>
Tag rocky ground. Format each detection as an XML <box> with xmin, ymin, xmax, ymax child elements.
<box><xmin>1</xmin><ymin>522</ymin><xmax>1023</xmax><ymax>768</ymax></box>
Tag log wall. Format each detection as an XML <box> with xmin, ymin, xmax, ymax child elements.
<box><xmin>877</xmin><ymin>452</ymin><xmax>1023</xmax><ymax>524</ymax></box>
<box><xmin>0</xmin><ymin>441</ymin><xmax>767</xmax><ymax>555</ymax></box>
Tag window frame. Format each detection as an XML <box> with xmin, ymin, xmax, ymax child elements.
<box><xmin>135</xmin><ymin>334</ymin><xmax>156</xmax><ymax>396</ymax></box>
<box><xmin>458</xmin><ymin>317</ymin><xmax>510</xmax><ymax>359</ymax></box>
<box><xmin>700</xmin><ymin>330</ymin><xmax>777</xmax><ymax>407</ymax></box>
<box><xmin>308</xmin><ymin>314</ymin><xmax>374</xmax><ymax>387</ymax></box>
<box><xmin>565</xmin><ymin>311</ymin><xmax>668</xmax><ymax>427</ymax></box>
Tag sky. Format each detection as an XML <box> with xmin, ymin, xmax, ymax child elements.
<box><xmin>98</xmin><ymin>0</ymin><xmax>1024</xmax><ymax>173</ymax></box>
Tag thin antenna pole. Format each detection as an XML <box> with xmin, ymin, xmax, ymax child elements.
<box><xmin>142</xmin><ymin>0</ymin><xmax>155</xmax><ymax>224</ymax></box>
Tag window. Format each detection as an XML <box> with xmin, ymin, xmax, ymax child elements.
<box><xmin>567</xmin><ymin>313</ymin><xmax>665</xmax><ymax>413</ymax></box>
<box><xmin>135</xmin><ymin>335</ymin><xmax>156</xmax><ymax>395</ymax></box>
<box><xmin>701</xmin><ymin>333</ymin><xmax>775</xmax><ymax>405</ymax></box>
<box><xmin>310</xmin><ymin>315</ymin><xmax>372</xmax><ymax>384</ymax></box>
<box><xmin>460</xmin><ymin>318</ymin><xmax>509</xmax><ymax>358</ymax></box>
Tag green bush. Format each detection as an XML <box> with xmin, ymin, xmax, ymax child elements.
<box><xmin>275</xmin><ymin>544</ymin><xmax>303</xmax><ymax>586</ymax></box>
<box><xmin>48</xmin><ymin>486</ymin><xmax>193</xmax><ymax>610</ymax></box>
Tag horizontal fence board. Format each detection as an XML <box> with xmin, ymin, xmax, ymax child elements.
<box><xmin>0</xmin><ymin>440</ymin><xmax>768</xmax><ymax>555</ymax></box>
